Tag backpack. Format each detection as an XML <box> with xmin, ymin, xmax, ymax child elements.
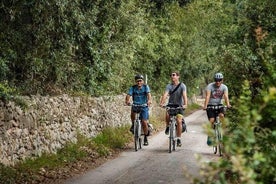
<box><xmin>182</xmin><ymin>118</ymin><xmax>187</xmax><ymax>133</ymax></box>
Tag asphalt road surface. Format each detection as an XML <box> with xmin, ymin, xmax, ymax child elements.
<box><xmin>65</xmin><ymin>110</ymin><xmax>219</xmax><ymax>184</ymax></box>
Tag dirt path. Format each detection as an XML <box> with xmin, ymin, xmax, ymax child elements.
<box><xmin>65</xmin><ymin>110</ymin><xmax>219</xmax><ymax>184</ymax></box>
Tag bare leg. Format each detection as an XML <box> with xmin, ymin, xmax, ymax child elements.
<box><xmin>176</xmin><ymin>117</ymin><xmax>182</xmax><ymax>137</ymax></box>
<box><xmin>141</xmin><ymin>119</ymin><xmax>149</xmax><ymax>135</ymax></box>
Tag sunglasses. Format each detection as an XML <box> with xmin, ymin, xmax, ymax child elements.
<box><xmin>136</xmin><ymin>80</ymin><xmax>143</xmax><ymax>83</ymax></box>
<box><xmin>215</xmin><ymin>79</ymin><xmax>222</xmax><ymax>82</ymax></box>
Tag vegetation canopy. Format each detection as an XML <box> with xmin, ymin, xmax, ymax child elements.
<box><xmin>0</xmin><ymin>0</ymin><xmax>275</xmax><ymax>183</ymax></box>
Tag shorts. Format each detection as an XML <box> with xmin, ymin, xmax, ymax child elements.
<box><xmin>167</xmin><ymin>107</ymin><xmax>184</xmax><ymax>118</ymax></box>
<box><xmin>206</xmin><ymin>105</ymin><xmax>225</xmax><ymax>119</ymax></box>
<box><xmin>132</xmin><ymin>106</ymin><xmax>149</xmax><ymax>120</ymax></box>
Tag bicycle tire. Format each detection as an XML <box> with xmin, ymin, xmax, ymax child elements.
<box><xmin>213</xmin><ymin>126</ymin><xmax>219</xmax><ymax>154</ymax></box>
<box><xmin>169</xmin><ymin>120</ymin><xmax>177</xmax><ymax>153</ymax></box>
<box><xmin>134</xmin><ymin>135</ymin><xmax>139</xmax><ymax>151</ymax></box>
<box><xmin>169</xmin><ymin>125</ymin><xmax>173</xmax><ymax>153</ymax></box>
<box><xmin>134</xmin><ymin>120</ymin><xmax>139</xmax><ymax>151</ymax></box>
<box><xmin>218</xmin><ymin>143</ymin><xmax>223</xmax><ymax>156</ymax></box>
<box><xmin>139</xmin><ymin>137</ymin><xmax>142</xmax><ymax>149</ymax></box>
<box><xmin>169</xmin><ymin>137</ymin><xmax>172</xmax><ymax>153</ymax></box>
<box><xmin>217</xmin><ymin>129</ymin><xmax>223</xmax><ymax>156</ymax></box>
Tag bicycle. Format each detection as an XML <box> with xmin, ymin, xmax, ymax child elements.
<box><xmin>164</xmin><ymin>106</ymin><xmax>185</xmax><ymax>153</ymax></box>
<box><xmin>206</xmin><ymin>104</ymin><xmax>226</xmax><ymax>156</ymax></box>
<box><xmin>129</xmin><ymin>103</ymin><xmax>148</xmax><ymax>151</ymax></box>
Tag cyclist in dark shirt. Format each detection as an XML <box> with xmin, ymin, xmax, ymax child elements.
<box><xmin>159</xmin><ymin>71</ymin><xmax>188</xmax><ymax>147</ymax></box>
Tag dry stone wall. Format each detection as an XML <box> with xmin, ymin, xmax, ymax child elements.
<box><xmin>0</xmin><ymin>94</ymin><xmax>131</xmax><ymax>166</ymax></box>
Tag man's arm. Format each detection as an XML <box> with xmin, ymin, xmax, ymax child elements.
<box><xmin>203</xmin><ymin>90</ymin><xmax>211</xmax><ymax>109</ymax></box>
<box><xmin>223</xmin><ymin>91</ymin><xmax>231</xmax><ymax>108</ymax></box>
<box><xmin>125</xmin><ymin>94</ymin><xmax>131</xmax><ymax>105</ymax></box>
<box><xmin>159</xmin><ymin>91</ymin><xmax>169</xmax><ymax>107</ymax></box>
<box><xmin>147</xmin><ymin>92</ymin><xmax>152</xmax><ymax>106</ymax></box>
<box><xmin>182</xmin><ymin>90</ymin><xmax>188</xmax><ymax>108</ymax></box>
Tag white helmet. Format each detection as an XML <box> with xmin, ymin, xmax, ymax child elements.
<box><xmin>214</xmin><ymin>73</ymin><xmax>223</xmax><ymax>80</ymax></box>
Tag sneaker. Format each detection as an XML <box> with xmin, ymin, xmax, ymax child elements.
<box><xmin>129</xmin><ymin>124</ymin><xmax>134</xmax><ymax>134</ymax></box>
<box><xmin>207</xmin><ymin>136</ymin><xmax>212</xmax><ymax>146</ymax></box>
<box><xmin>165</xmin><ymin>126</ymin><xmax>169</xmax><ymax>135</ymax></box>
<box><xmin>177</xmin><ymin>139</ymin><xmax>182</xmax><ymax>147</ymax></box>
<box><xmin>144</xmin><ymin>136</ymin><xmax>149</xmax><ymax>146</ymax></box>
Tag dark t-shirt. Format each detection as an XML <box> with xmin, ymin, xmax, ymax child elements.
<box><xmin>165</xmin><ymin>83</ymin><xmax>186</xmax><ymax>106</ymax></box>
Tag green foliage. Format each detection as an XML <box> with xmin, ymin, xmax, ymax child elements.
<box><xmin>0</xmin><ymin>81</ymin><xmax>15</xmax><ymax>101</ymax></box>
<box><xmin>0</xmin><ymin>0</ymin><xmax>275</xmax><ymax>182</ymax></box>
<box><xmin>196</xmin><ymin>83</ymin><xmax>276</xmax><ymax>184</ymax></box>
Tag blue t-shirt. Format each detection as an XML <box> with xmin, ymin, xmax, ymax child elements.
<box><xmin>128</xmin><ymin>84</ymin><xmax>150</xmax><ymax>104</ymax></box>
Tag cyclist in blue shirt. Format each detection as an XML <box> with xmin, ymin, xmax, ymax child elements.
<box><xmin>125</xmin><ymin>74</ymin><xmax>152</xmax><ymax>146</ymax></box>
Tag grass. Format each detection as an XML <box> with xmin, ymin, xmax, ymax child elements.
<box><xmin>0</xmin><ymin>103</ymin><xmax>201</xmax><ymax>184</ymax></box>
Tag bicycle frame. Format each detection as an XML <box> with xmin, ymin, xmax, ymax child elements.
<box><xmin>165</xmin><ymin>106</ymin><xmax>184</xmax><ymax>153</ymax></box>
<box><xmin>131</xmin><ymin>104</ymin><xmax>147</xmax><ymax>151</ymax></box>
<box><xmin>134</xmin><ymin>112</ymin><xmax>142</xmax><ymax>151</ymax></box>
<box><xmin>169</xmin><ymin>115</ymin><xmax>177</xmax><ymax>153</ymax></box>
<box><xmin>207</xmin><ymin>105</ymin><xmax>225</xmax><ymax>156</ymax></box>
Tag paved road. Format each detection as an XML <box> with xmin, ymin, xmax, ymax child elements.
<box><xmin>65</xmin><ymin>110</ymin><xmax>218</xmax><ymax>184</ymax></box>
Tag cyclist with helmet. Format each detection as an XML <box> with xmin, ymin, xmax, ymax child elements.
<box><xmin>203</xmin><ymin>72</ymin><xmax>231</xmax><ymax>144</ymax></box>
<box><xmin>125</xmin><ymin>74</ymin><xmax>152</xmax><ymax>146</ymax></box>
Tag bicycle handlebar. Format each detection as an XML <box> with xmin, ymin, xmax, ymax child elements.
<box><xmin>162</xmin><ymin>106</ymin><xmax>185</xmax><ymax>111</ymax></box>
<box><xmin>126</xmin><ymin>103</ymin><xmax>148</xmax><ymax>107</ymax></box>
<box><xmin>206</xmin><ymin>105</ymin><xmax>227</xmax><ymax>110</ymax></box>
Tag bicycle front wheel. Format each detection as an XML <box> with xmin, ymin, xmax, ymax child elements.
<box><xmin>217</xmin><ymin>129</ymin><xmax>223</xmax><ymax>156</ymax></box>
<box><xmin>218</xmin><ymin>143</ymin><xmax>223</xmax><ymax>156</ymax></box>
<box><xmin>169</xmin><ymin>137</ymin><xmax>173</xmax><ymax>153</ymax></box>
<box><xmin>169</xmin><ymin>124</ymin><xmax>176</xmax><ymax>153</ymax></box>
<box><xmin>134</xmin><ymin>121</ymin><xmax>140</xmax><ymax>151</ymax></box>
<box><xmin>213</xmin><ymin>126</ymin><xmax>220</xmax><ymax>154</ymax></box>
<box><xmin>169</xmin><ymin>127</ymin><xmax>173</xmax><ymax>153</ymax></box>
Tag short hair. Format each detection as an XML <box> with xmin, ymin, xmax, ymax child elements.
<box><xmin>171</xmin><ymin>71</ymin><xmax>180</xmax><ymax>76</ymax></box>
